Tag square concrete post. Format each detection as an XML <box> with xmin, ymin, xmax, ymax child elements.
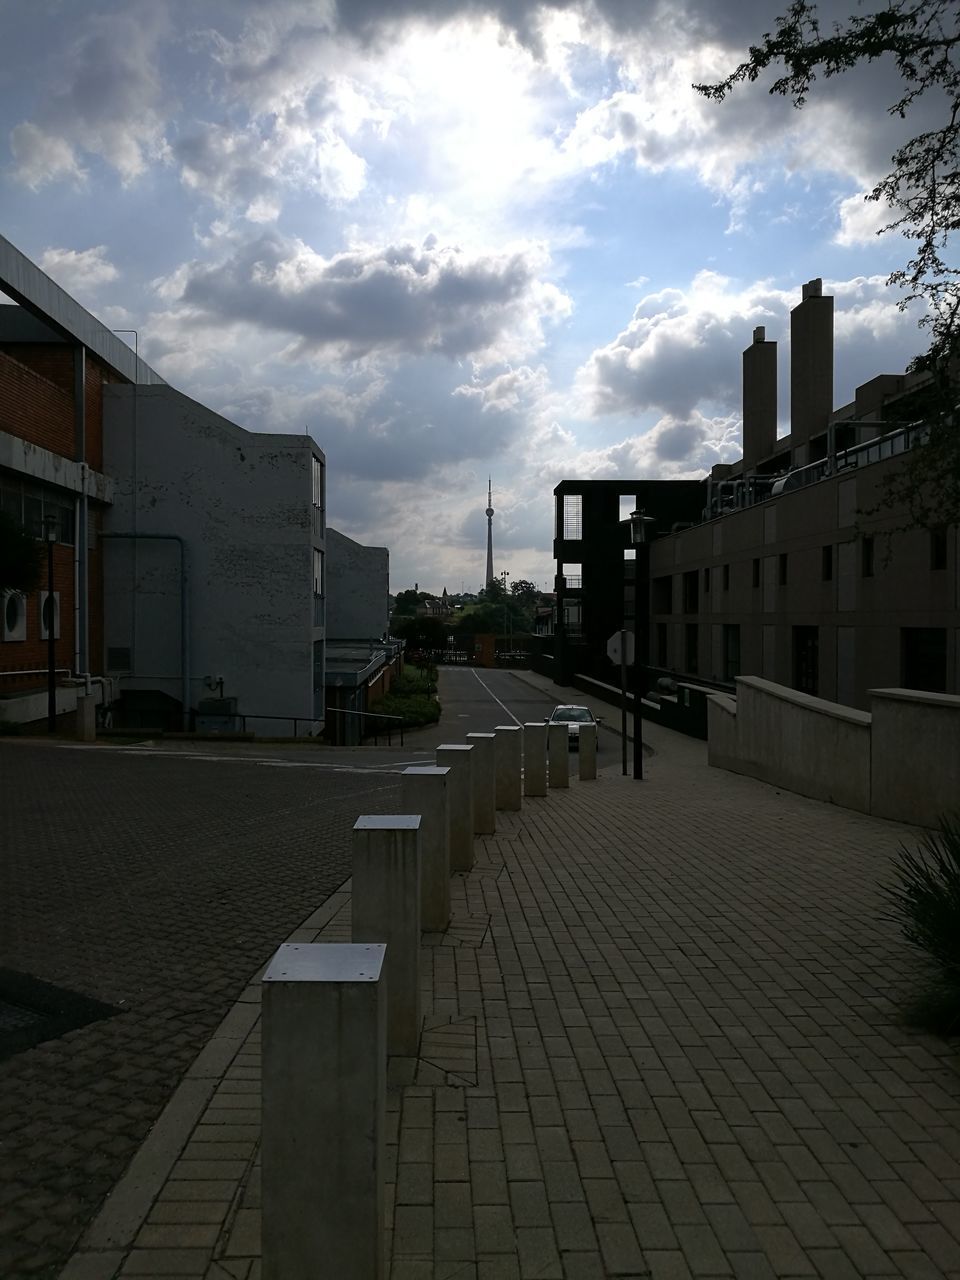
<box><xmin>262</xmin><ymin>942</ymin><xmax>386</xmax><ymax>1280</ymax></box>
<box><xmin>352</xmin><ymin>816</ymin><xmax>422</xmax><ymax>1058</ymax></box>
<box><xmin>76</xmin><ymin>694</ymin><xmax>96</xmax><ymax>742</ymax></box>
<box><xmin>548</xmin><ymin>722</ymin><xmax>570</xmax><ymax>788</ymax></box>
<box><xmin>578</xmin><ymin>722</ymin><xmax>598</xmax><ymax>781</ymax></box>
<box><xmin>466</xmin><ymin>732</ymin><xmax>496</xmax><ymax>835</ymax></box>
<box><xmin>401</xmin><ymin>766</ymin><xmax>451</xmax><ymax>932</ymax></box>
<box><xmin>494</xmin><ymin>725</ymin><xmax>523</xmax><ymax>811</ymax></box>
<box><xmin>523</xmin><ymin>722</ymin><xmax>548</xmax><ymax>797</ymax></box>
<box><xmin>436</xmin><ymin>744</ymin><xmax>474</xmax><ymax>872</ymax></box>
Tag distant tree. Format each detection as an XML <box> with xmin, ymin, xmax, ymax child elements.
<box><xmin>393</xmin><ymin>588</ymin><xmax>420</xmax><ymax>616</ymax></box>
<box><xmin>510</xmin><ymin>578</ymin><xmax>540</xmax><ymax>607</ymax></box>
<box><xmin>392</xmin><ymin>615</ymin><xmax>449</xmax><ymax>649</ymax></box>
<box><xmin>695</xmin><ymin>0</ymin><xmax>960</xmax><ymax>531</ymax></box>
<box><xmin>0</xmin><ymin>510</ymin><xmax>42</xmax><ymax>597</ymax></box>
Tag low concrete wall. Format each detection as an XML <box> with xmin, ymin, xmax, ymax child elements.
<box><xmin>870</xmin><ymin>688</ymin><xmax>960</xmax><ymax>827</ymax></box>
<box><xmin>708</xmin><ymin>677</ymin><xmax>872</xmax><ymax>814</ymax></box>
<box><xmin>708</xmin><ymin>678</ymin><xmax>960</xmax><ymax>827</ymax></box>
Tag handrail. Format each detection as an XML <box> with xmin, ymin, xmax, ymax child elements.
<box><xmin>237</xmin><ymin>712</ymin><xmax>323</xmax><ymax>737</ymax></box>
<box><xmin>327</xmin><ymin>706</ymin><xmax>407</xmax><ymax>747</ymax></box>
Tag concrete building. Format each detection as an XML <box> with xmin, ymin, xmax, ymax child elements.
<box><xmin>551</xmin><ymin>278</ymin><xmax>958</xmax><ymax>709</ymax></box>
<box><xmin>0</xmin><ymin>234</ymin><xmax>338</xmax><ymax>735</ymax></box>
<box><xmin>102</xmin><ymin>384</ymin><xmax>326</xmax><ymax>734</ymax></box>
<box><xmin>324</xmin><ymin>526</ymin><xmax>402</xmax><ymax>744</ymax></box>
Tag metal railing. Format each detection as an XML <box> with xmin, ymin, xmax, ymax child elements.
<box><xmin>237</xmin><ymin>713</ymin><xmax>324</xmax><ymax>737</ymax></box>
<box><xmin>324</xmin><ymin>706</ymin><xmax>405</xmax><ymax>746</ymax></box>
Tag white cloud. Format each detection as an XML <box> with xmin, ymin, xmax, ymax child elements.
<box><xmin>9</xmin><ymin>123</ymin><xmax>84</xmax><ymax>188</ymax></box>
<box><xmin>38</xmin><ymin>245</ymin><xmax>119</xmax><ymax>294</ymax></box>
<box><xmin>835</xmin><ymin>191</ymin><xmax>892</xmax><ymax>247</ymax></box>
<box><xmin>157</xmin><ymin>231</ymin><xmax>571</xmax><ymax>364</ymax></box>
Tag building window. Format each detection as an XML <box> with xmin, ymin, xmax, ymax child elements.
<box><xmin>656</xmin><ymin>622</ymin><xmax>668</xmax><ymax>667</ymax></box>
<box><xmin>722</xmin><ymin>624</ymin><xmax>740</xmax><ymax>682</ymax></box>
<box><xmin>561</xmin><ymin>563</ymin><xmax>582</xmax><ymax>590</ymax></box>
<box><xmin>778</xmin><ymin>553</ymin><xmax>788</xmax><ymax>586</ymax></box>
<box><xmin>861</xmin><ymin>535</ymin><xmax>874</xmax><ymax>578</ymax></box>
<box><xmin>722</xmin><ymin>564</ymin><xmax>730</xmax><ymax>592</ymax></box>
<box><xmin>312</xmin><ymin>456</ymin><xmax>325</xmax><ymax>536</ymax></box>
<box><xmin>792</xmin><ymin>626</ymin><xmax>819</xmax><ymax>696</ymax></box>
<box><xmin>313</xmin><ymin>548</ymin><xmax>324</xmax><ymax>597</ymax></box>
<box><xmin>822</xmin><ymin>545</ymin><xmax>833</xmax><ymax>581</ymax></box>
<box><xmin>901</xmin><ymin>627</ymin><xmax>947</xmax><ymax>692</ymax></box>
<box><xmin>930</xmin><ymin>528</ymin><xmax>947</xmax><ymax>571</ymax></box>
<box><xmin>563</xmin><ymin>603</ymin><xmax>582</xmax><ymax>638</ymax></box>
<box><xmin>684</xmin><ymin>623</ymin><xmax>698</xmax><ymax>674</ymax></box>
<box><xmin>562</xmin><ymin>494</ymin><xmax>582</xmax><ymax>540</ymax></box>
<box><xmin>703</xmin><ymin>567</ymin><xmax>710</xmax><ymax>595</ymax></box>
<box><xmin>682</xmin><ymin>570</ymin><xmax>698</xmax><ymax>614</ymax></box>
<box><xmin>652</xmin><ymin>576</ymin><xmax>672</xmax><ymax>614</ymax></box>
<box><xmin>752</xmin><ymin>558</ymin><xmax>760</xmax><ymax>589</ymax></box>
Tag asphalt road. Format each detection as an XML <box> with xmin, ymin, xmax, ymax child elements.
<box><xmin>0</xmin><ymin>663</ymin><xmax>610</xmax><ymax>1278</ymax></box>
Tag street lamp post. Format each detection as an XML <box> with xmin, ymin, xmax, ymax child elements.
<box><xmin>627</xmin><ymin>509</ymin><xmax>655</xmax><ymax>780</ymax></box>
<box><xmin>43</xmin><ymin>513</ymin><xmax>58</xmax><ymax>734</ymax></box>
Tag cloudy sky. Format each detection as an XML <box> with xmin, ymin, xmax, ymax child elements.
<box><xmin>0</xmin><ymin>0</ymin><xmax>930</xmax><ymax>592</ymax></box>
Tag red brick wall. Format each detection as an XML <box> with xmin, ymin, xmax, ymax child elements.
<box><xmin>0</xmin><ymin>349</ymin><xmax>75</xmax><ymax>458</ymax></box>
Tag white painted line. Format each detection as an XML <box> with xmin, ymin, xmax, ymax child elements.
<box><xmin>471</xmin><ymin>668</ymin><xmax>522</xmax><ymax>726</ymax></box>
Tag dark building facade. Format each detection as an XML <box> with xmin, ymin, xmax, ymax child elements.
<box><xmin>551</xmin><ymin>278</ymin><xmax>958</xmax><ymax>708</ymax></box>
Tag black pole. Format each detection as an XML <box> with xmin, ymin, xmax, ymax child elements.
<box><xmin>633</xmin><ymin>545</ymin><xmax>643</xmax><ymax>780</ymax></box>
<box><xmin>47</xmin><ymin>535</ymin><xmax>56</xmax><ymax>734</ymax></box>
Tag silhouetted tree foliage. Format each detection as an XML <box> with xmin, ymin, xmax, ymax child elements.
<box><xmin>392</xmin><ymin>615</ymin><xmax>449</xmax><ymax>649</ymax></box>
<box><xmin>696</xmin><ymin>0</ymin><xmax>960</xmax><ymax>530</ymax></box>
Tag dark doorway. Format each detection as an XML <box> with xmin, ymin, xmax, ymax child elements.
<box><xmin>793</xmin><ymin>626</ymin><xmax>819</xmax><ymax>696</ymax></box>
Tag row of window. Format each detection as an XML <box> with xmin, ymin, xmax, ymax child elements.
<box><xmin>656</xmin><ymin>530</ymin><xmax>949</xmax><ymax>614</ymax></box>
<box><xmin>1</xmin><ymin>477</ymin><xmax>76</xmax><ymax>545</ymax></box>
<box><xmin>656</xmin><ymin>622</ymin><xmax>949</xmax><ymax>696</ymax></box>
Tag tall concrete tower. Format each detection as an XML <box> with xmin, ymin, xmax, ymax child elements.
<box><xmin>484</xmin><ymin>477</ymin><xmax>495</xmax><ymax>587</ymax></box>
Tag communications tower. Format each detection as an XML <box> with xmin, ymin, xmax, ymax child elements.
<box><xmin>484</xmin><ymin>477</ymin><xmax>495</xmax><ymax>587</ymax></box>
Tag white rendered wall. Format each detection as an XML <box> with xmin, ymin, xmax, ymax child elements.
<box><xmin>102</xmin><ymin>384</ymin><xmax>325</xmax><ymax>730</ymax></box>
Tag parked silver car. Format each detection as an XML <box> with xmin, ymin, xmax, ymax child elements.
<box><xmin>546</xmin><ymin>704</ymin><xmax>599</xmax><ymax>748</ymax></box>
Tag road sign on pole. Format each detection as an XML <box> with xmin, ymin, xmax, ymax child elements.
<box><xmin>606</xmin><ymin>630</ymin><xmax>635</xmax><ymax>666</ymax></box>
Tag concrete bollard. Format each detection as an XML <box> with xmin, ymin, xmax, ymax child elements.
<box><xmin>578</xmin><ymin>722</ymin><xmax>598</xmax><ymax>781</ymax></box>
<box><xmin>523</xmin><ymin>722</ymin><xmax>548</xmax><ymax>797</ymax></box>
<box><xmin>76</xmin><ymin>694</ymin><xmax>96</xmax><ymax>743</ymax></box>
<box><xmin>401</xmin><ymin>766</ymin><xmax>451</xmax><ymax>932</ymax></box>
<box><xmin>352</xmin><ymin>816</ymin><xmax>422</xmax><ymax>1058</ymax></box>
<box><xmin>436</xmin><ymin>744</ymin><xmax>475</xmax><ymax>872</ymax></box>
<box><xmin>494</xmin><ymin>725</ymin><xmax>523</xmax><ymax>811</ymax></box>
<box><xmin>548</xmin><ymin>722</ymin><xmax>570</xmax><ymax>789</ymax></box>
<box><xmin>466</xmin><ymin>732</ymin><xmax>497</xmax><ymax>835</ymax></box>
<box><xmin>262</xmin><ymin>941</ymin><xmax>386</xmax><ymax>1280</ymax></box>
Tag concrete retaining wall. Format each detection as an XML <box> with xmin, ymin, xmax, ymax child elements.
<box><xmin>708</xmin><ymin>677</ymin><xmax>960</xmax><ymax>827</ymax></box>
<box><xmin>870</xmin><ymin>688</ymin><xmax>960</xmax><ymax>827</ymax></box>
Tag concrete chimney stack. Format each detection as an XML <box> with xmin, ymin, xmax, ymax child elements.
<box><xmin>742</xmin><ymin>325</ymin><xmax>777</xmax><ymax>468</ymax></box>
<box><xmin>790</xmin><ymin>278</ymin><xmax>833</xmax><ymax>454</ymax></box>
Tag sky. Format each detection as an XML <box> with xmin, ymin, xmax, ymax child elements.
<box><xmin>0</xmin><ymin>0</ymin><xmax>936</xmax><ymax>593</ymax></box>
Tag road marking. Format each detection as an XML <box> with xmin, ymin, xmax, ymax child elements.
<box><xmin>470</xmin><ymin>668</ymin><xmax>522</xmax><ymax>726</ymax></box>
<box><xmin>53</xmin><ymin>744</ymin><xmax>425</xmax><ymax>775</ymax></box>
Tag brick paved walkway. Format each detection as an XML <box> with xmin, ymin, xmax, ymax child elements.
<box><xmin>0</xmin><ymin>743</ymin><xmax>403</xmax><ymax>1280</ymax></box>
<box><xmin>63</xmin><ymin>715</ymin><xmax>960</xmax><ymax>1279</ymax></box>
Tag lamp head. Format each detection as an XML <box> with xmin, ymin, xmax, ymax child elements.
<box><xmin>43</xmin><ymin>513</ymin><xmax>59</xmax><ymax>543</ymax></box>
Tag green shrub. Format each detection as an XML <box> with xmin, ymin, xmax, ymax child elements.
<box><xmin>392</xmin><ymin>666</ymin><xmax>438</xmax><ymax>696</ymax></box>
<box><xmin>881</xmin><ymin>813</ymin><xmax>960</xmax><ymax>1035</ymax></box>
<box><xmin>373</xmin><ymin>691</ymin><xmax>440</xmax><ymax>729</ymax></box>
